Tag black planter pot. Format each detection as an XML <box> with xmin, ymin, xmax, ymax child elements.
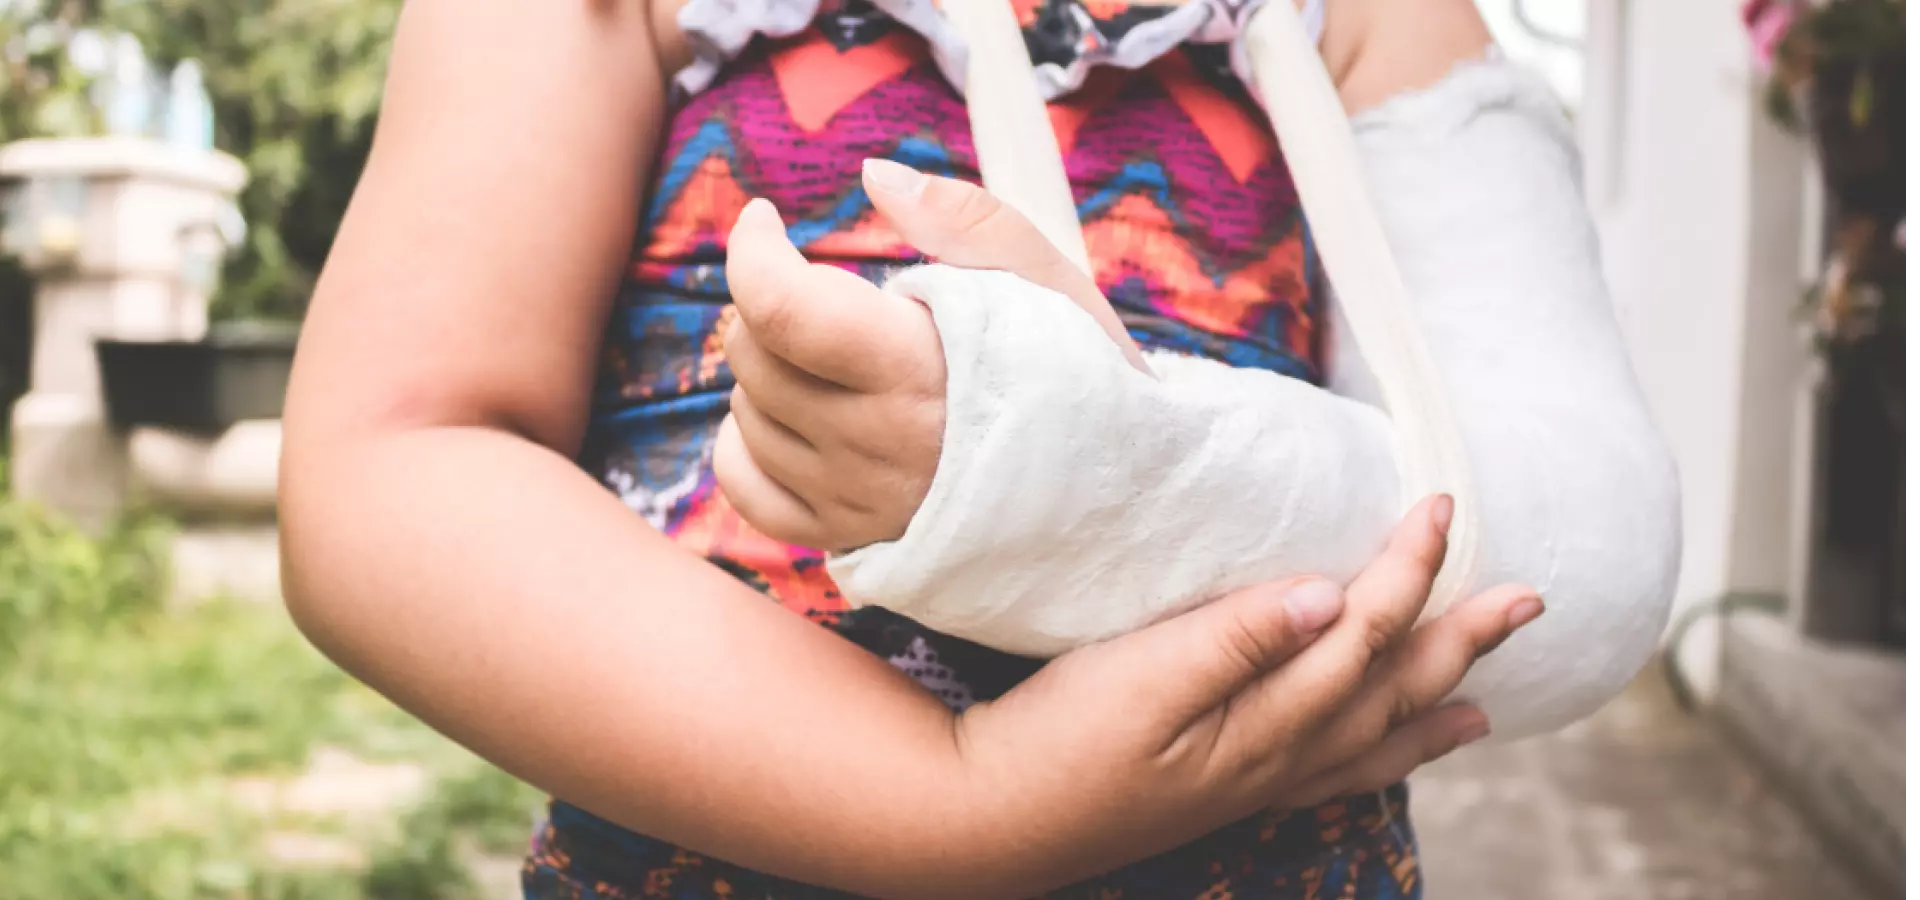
<box><xmin>1807</xmin><ymin>54</ymin><xmax>1905</xmax><ymax>223</ymax></box>
<box><xmin>1808</xmin><ymin>332</ymin><xmax>1906</xmax><ymax>650</ymax></box>
<box><xmin>0</xmin><ymin>260</ymin><xmax>32</xmax><ymax>425</ymax></box>
<box><xmin>96</xmin><ymin>322</ymin><xmax>299</xmax><ymax>435</ymax></box>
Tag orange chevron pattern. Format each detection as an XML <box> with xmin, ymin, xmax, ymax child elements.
<box><xmin>1084</xmin><ymin>192</ymin><xmax>1315</xmax><ymax>361</ymax></box>
<box><xmin>768</xmin><ymin>31</ymin><xmax>920</xmax><ymax>132</ymax></box>
<box><xmin>1152</xmin><ymin>51</ymin><xmax>1273</xmax><ymax>182</ymax></box>
<box><xmin>640</xmin><ymin>154</ymin><xmax>753</xmax><ymax>264</ymax></box>
<box><xmin>1048</xmin><ymin>67</ymin><xmax>1127</xmax><ymax>155</ymax></box>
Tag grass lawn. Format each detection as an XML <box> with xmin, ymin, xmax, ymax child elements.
<box><xmin>1</xmin><ymin>459</ymin><xmax>542</xmax><ymax>900</ymax></box>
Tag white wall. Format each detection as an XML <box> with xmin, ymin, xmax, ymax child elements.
<box><xmin>1581</xmin><ymin>0</ymin><xmax>1815</xmax><ymax>697</ymax></box>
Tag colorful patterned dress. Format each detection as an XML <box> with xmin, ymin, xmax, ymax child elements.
<box><xmin>524</xmin><ymin>1</ymin><xmax>1422</xmax><ymax>896</ymax></box>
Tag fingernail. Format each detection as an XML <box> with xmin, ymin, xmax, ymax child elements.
<box><xmin>1430</xmin><ymin>494</ymin><xmax>1454</xmax><ymax>533</ymax></box>
<box><xmin>1506</xmin><ymin>595</ymin><xmax>1545</xmax><ymax>630</ymax></box>
<box><xmin>863</xmin><ymin>158</ymin><xmax>928</xmax><ymax>198</ymax></box>
<box><xmin>1282</xmin><ymin>579</ymin><xmax>1344</xmax><ymax>632</ymax></box>
<box><xmin>1456</xmin><ymin>718</ymin><xmax>1492</xmax><ymax>746</ymax></box>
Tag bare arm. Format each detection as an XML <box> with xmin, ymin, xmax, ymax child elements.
<box><xmin>279</xmin><ymin>0</ymin><xmax>973</xmax><ymax>889</ymax></box>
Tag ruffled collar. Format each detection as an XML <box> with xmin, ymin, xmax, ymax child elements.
<box><xmin>674</xmin><ymin>0</ymin><xmax>1324</xmax><ymax>102</ymax></box>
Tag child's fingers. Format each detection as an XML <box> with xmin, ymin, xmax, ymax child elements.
<box><xmin>728</xmin><ymin>387</ymin><xmax>826</xmax><ymax>503</ymax></box>
<box><xmin>712</xmin><ymin>414</ymin><xmax>830</xmax><ymax>548</ymax></box>
<box><xmin>862</xmin><ymin>159</ymin><xmax>1149</xmax><ymax>374</ymax></box>
<box><xmin>1335</xmin><ymin>494</ymin><xmax>1454</xmax><ymax>653</ymax></box>
<box><xmin>1213</xmin><ymin>496</ymin><xmax>1454</xmax><ymax>762</ymax></box>
<box><xmin>722</xmin><ymin>316</ymin><xmax>845</xmax><ymax>440</ymax></box>
<box><xmin>1360</xmin><ymin>583</ymin><xmax>1539</xmax><ymax>725</ymax></box>
<box><xmin>1271</xmin><ymin>704</ymin><xmax>1488</xmax><ymax>810</ymax></box>
<box><xmin>1279</xmin><ymin>584</ymin><xmax>1538</xmax><ymax>778</ymax></box>
<box><xmin>725</xmin><ymin>198</ymin><xmax>940</xmax><ymax>392</ymax></box>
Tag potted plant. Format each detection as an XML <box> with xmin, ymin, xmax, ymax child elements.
<box><xmin>1747</xmin><ymin>0</ymin><xmax>1904</xmax><ymax>381</ymax></box>
<box><xmin>1745</xmin><ymin>0</ymin><xmax>1904</xmax><ymax>646</ymax></box>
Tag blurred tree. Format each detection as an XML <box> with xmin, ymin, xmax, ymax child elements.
<box><xmin>0</xmin><ymin>1</ymin><xmax>103</xmax><ymax>143</ymax></box>
<box><xmin>0</xmin><ymin>0</ymin><xmax>399</xmax><ymax>423</ymax></box>
<box><xmin>102</xmin><ymin>0</ymin><xmax>400</xmax><ymax>322</ymax></box>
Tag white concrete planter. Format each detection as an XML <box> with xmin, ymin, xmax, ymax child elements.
<box><xmin>3</xmin><ymin>137</ymin><xmax>249</xmax><ymax>531</ymax></box>
<box><xmin>1</xmin><ymin>137</ymin><xmax>244</xmax><ymax>340</ymax></box>
<box><xmin>3</xmin><ymin>137</ymin><xmax>284</xmax><ymax>606</ymax></box>
<box><xmin>128</xmin><ymin>420</ymin><xmax>283</xmax><ymax>609</ymax></box>
<box><xmin>128</xmin><ymin>419</ymin><xmax>280</xmax><ymax>516</ymax></box>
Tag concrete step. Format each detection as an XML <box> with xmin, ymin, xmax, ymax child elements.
<box><xmin>1414</xmin><ymin>667</ymin><xmax>1879</xmax><ymax>900</ymax></box>
<box><xmin>1716</xmin><ymin>612</ymin><xmax>1904</xmax><ymax>896</ymax></box>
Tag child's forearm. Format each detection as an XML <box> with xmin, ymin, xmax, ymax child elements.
<box><xmin>281</xmin><ymin>425</ymin><xmax>1050</xmax><ymax>897</ymax></box>
<box><xmin>285</xmin><ymin>425</ymin><xmax>1527</xmax><ymax>900</ymax></box>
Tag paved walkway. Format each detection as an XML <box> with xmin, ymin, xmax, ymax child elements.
<box><xmin>1410</xmin><ymin>668</ymin><xmax>1884</xmax><ymax>900</ymax></box>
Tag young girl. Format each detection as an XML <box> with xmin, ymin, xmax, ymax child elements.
<box><xmin>281</xmin><ymin>0</ymin><xmax>1544</xmax><ymax>896</ymax></box>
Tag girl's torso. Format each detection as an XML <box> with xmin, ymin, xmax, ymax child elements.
<box><xmin>528</xmin><ymin>2</ymin><xmax>1422</xmax><ymax>897</ymax></box>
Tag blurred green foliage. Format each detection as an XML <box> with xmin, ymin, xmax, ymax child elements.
<box><xmin>0</xmin><ymin>7</ymin><xmax>550</xmax><ymax>894</ymax></box>
<box><xmin>0</xmin><ymin>1</ymin><xmax>102</xmax><ymax>142</ymax></box>
<box><xmin>1</xmin><ymin>0</ymin><xmax>400</xmax><ymax>323</ymax></box>
<box><xmin>0</xmin><ymin>457</ymin><xmax>542</xmax><ymax>899</ymax></box>
<box><xmin>103</xmin><ymin>0</ymin><xmax>400</xmax><ymax>321</ymax></box>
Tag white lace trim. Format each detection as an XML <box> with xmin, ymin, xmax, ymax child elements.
<box><xmin>672</xmin><ymin>0</ymin><xmax>1327</xmax><ymax>102</ymax></box>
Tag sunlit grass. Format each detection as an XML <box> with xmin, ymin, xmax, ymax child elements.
<box><xmin>1</xmin><ymin>458</ymin><xmax>541</xmax><ymax>899</ymax></box>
